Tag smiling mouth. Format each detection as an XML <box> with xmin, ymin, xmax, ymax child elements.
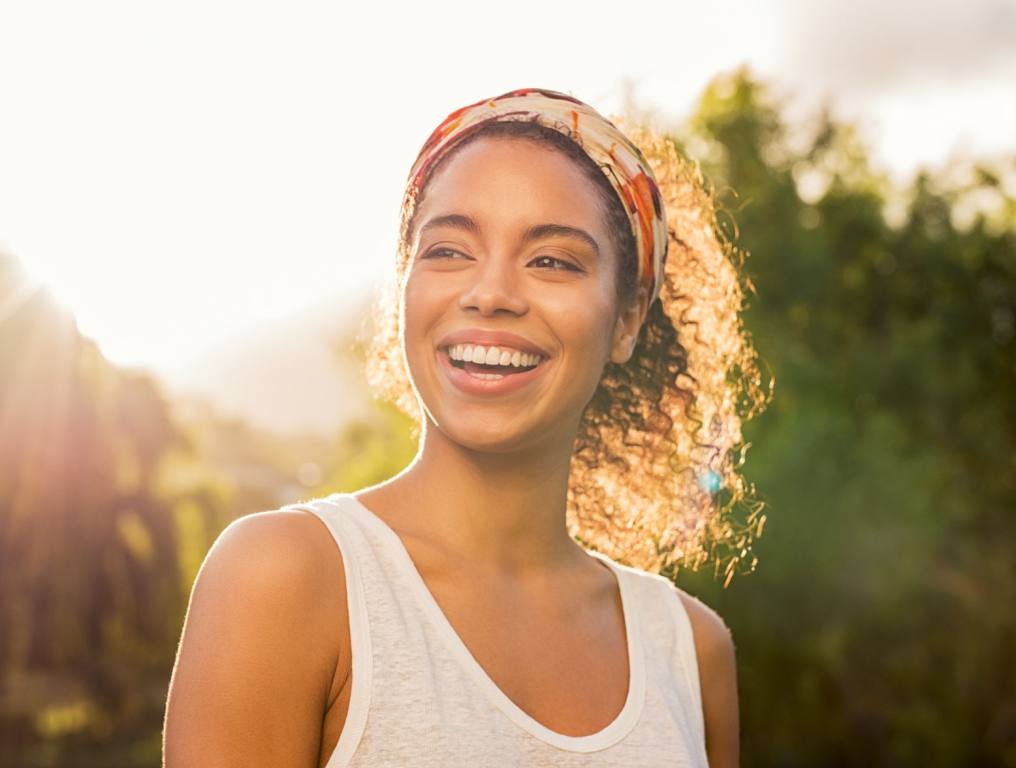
<box><xmin>441</xmin><ymin>347</ymin><xmax>545</xmax><ymax>377</ymax></box>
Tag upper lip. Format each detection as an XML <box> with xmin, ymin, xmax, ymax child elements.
<box><xmin>438</xmin><ymin>329</ymin><xmax>551</xmax><ymax>358</ymax></box>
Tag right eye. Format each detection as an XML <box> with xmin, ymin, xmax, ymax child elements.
<box><xmin>422</xmin><ymin>247</ymin><xmax>470</xmax><ymax>260</ymax></box>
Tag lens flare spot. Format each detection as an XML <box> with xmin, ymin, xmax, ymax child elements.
<box><xmin>697</xmin><ymin>469</ymin><xmax>722</xmax><ymax>494</ymax></box>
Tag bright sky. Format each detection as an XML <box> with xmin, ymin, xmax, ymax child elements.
<box><xmin>2</xmin><ymin>0</ymin><xmax>1014</xmax><ymax>377</ymax></box>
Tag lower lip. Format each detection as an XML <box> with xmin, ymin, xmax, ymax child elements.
<box><xmin>438</xmin><ymin>348</ymin><xmax>550</xmax><ymax>397</ymax></box>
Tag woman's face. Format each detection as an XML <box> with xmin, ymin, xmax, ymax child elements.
<box><xmin>401</xmin><ymin>136</ymin><xmax>644</xmax><ymax>454</ymax></box>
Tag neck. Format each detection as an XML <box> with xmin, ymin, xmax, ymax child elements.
<box><xmin>378</xmin><ymin>416</ymin><xmax>585</xmax><ymax>575</ymax></box>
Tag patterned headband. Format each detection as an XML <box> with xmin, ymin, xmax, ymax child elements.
<box><xmin>405</xmin><ymin>87</ymin><xmax>669</xmax><ymax>306</ymax></box>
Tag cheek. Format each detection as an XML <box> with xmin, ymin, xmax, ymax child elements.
<box><xmin>546</xmin><ymin>283</ymin><xmax>617</xmax><ymax>350</ymax></box>
<box><xmin>400</xmin><ymin>271</ymin><xmax>454</xmax><ymax>368</ymax></box>
<box><xmin>402</xmin><ymin>271</ymin><xmax>443</xmax><ymax>330</ymax></box>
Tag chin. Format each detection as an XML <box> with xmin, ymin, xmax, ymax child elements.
<box><xmin>429</xmin><ymin>411</ymin><xmax>539</xmax><ymax>454</ymax></box>
<box><xmin>420</xmin><ymin>404</ymin><xmax>552</xmax><ymax>453</ymax></box>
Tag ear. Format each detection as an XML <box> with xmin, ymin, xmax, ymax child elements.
<box><xmin>609</xmin><ymin>286</ymin><xmax>650</xmax><ymax>365</ymax></box>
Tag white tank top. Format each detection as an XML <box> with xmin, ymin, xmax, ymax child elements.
<box><xmin>283</xmin><ymin>492</ymin><xmax>710</xmax><ymax>767</ymax></box>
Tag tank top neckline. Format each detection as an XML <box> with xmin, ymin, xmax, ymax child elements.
<box><xmin>331</xmin><ymin>491</ymin><xmax>647</xmax><ymax>753</ymax></box>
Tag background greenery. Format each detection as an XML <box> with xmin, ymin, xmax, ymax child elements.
<box><xmin>1</xmin><ymin>69</ymin><xmax>1013</xmax><ymax>766</ymax></box>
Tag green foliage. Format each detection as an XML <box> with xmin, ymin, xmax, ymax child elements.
<box><xmin>675</xmin><ymin>67</ymin><xmax>1015</xmax><ymax>766</ymax></box>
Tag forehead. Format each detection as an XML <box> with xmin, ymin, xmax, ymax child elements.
<box><xmin>414</xmin><ymin>137</ymin><xmax>607</xmax><ymax>230</ymax></box>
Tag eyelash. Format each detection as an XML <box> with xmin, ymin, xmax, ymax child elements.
<box><xmin>423</xmin><ymin>247</ymin><xmax>581</xmax><ymax>272</ymax></box>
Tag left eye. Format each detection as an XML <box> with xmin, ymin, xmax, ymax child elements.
<box><xmin>530</xmin><ymin>255</ymin><xmax>579</xmax><ymax>271</ymax></box>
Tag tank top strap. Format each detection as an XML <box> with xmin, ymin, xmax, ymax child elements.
<box><xmin>609</xmin><ymin>562</ymin><xmax>707</xmax><ymax>752</ymax></box>
<box><xmin>663</xmin><ymin>580</ymin><xmax>707</xmax><ymax>746</ymax></box>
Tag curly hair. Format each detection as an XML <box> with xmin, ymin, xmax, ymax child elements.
<box><xmin>361</xmin><ymin>116</ymin><xmax>772</xmax><ymax>584</ymax></box>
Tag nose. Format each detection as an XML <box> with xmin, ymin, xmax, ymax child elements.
<box><xmin>458</xmin><ymin>254</ymin><xmax>528</xmax><ymax>317</ymax></box>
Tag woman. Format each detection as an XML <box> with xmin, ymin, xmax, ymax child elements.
<box><xmin>164</xmin><ymin>87</ymin><xmax>766</xmax><ymax>767</ymax></box>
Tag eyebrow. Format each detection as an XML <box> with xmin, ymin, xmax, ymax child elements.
<box><xmin>418</xmin><ymin>213</ymin><xmax>600</xmax><ymax>258</ymax></box>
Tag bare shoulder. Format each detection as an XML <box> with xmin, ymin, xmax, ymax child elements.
<box><xmin>675</xmin><ymin>587</ymin><xmax>736</xmax><ymax>662</ymax></box>
<box><xmin>189</xmin><ymin>508</ymin><xmax>348</xmax><ymax>639</ymax></box>
<box><xmin>673</xmin><ymin>585</ymin><xmax>740</xmax><ymax>768</ymax></box>
<box><xmin>205</xmin><ymin>508</ymin><xmax>345</xmax><ymax>593</ymax></box>
<box><xmin>164</xmin><ymin>508</ymin><xmax>349</xmax><ymax>768</ymax></box>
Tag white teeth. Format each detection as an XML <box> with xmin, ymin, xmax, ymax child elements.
<box><xmin>446</xmin><ymin>343</ymin><xmax>544</xmax><ymax>368</ymax></box>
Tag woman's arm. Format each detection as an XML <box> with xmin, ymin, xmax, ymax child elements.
<box><xmin>680</xmin><ymin>592</ymin><xmax>741</xmax><ymax>768</ymax></box>
<box><xmin>163</xmin><ymin>510</ymin><xmax>348</xmax><ymax>768</ymax></box>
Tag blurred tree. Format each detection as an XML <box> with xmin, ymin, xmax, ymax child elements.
<box><xmin>0</xmin><ymin>252</ymin><xmax>231</xmax><ymax>765</ymax></box>
<box><xmin>674</xmin><ymin>68</ymin><xmax>1015</xmax><ymax>766</ymax></box>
